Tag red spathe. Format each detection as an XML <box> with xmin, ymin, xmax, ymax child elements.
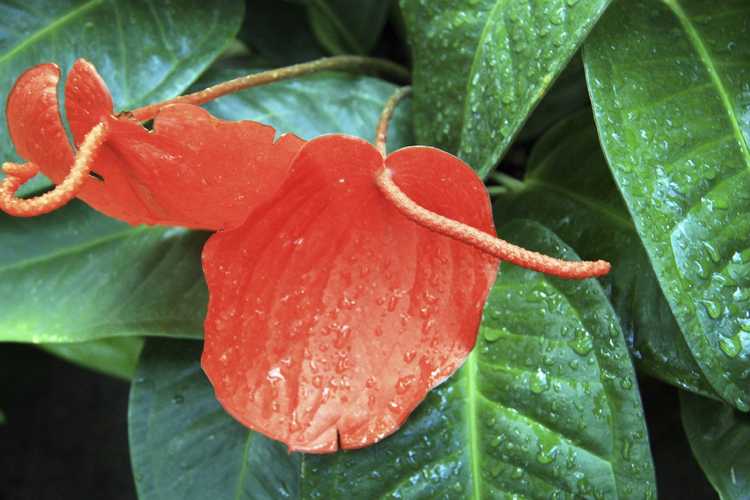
<box><xmin>6</xmin><ymin>59</ymin><xmax>303</xmax><ymax>229</ymax></box>
<box><xmin>201</xmin><ymin>135</ymin><xmax>499</xmax><ymax>452</ymax></box>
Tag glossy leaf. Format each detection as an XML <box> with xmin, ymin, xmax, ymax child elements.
<box><xmin>0</xmin><ymin>0</ymin><xmax>244</xmax><ymax>193</ymax></box>
<box><xmin>517</xmin><ymin>55</ymin><xmax>590</xmax><ymax>143</ymax></box>
<box><xmin>240</xmin><ymin>0</ymin><xmax>327</xmax><ymax>65</ymax></box>
<box><xmin>0</xmin><ymin>199</ymin><xmax>209</xmax><ymax>343</ymax></box>
<box><xmin>201</xmin><ymin>136</ymin><xmax>498</xmax><ymax>452</ymax></box>
<box><xmin>129</xmin><ymin>221</ymin><xmax>655</xmax><ymax>498</ymax></box>
<box><xmin>194</xmin><ymin>58</ymin><xmax>414</xmax><ymax>150</ymax></box>
<box><xmin>306</xmin><ymin>0</ymin><xmax>390</xmax><ymax>55</ymax></box>
<box><xmin>494</xmin><ymin>111</ymin><xmax>715</xmax><ymax>396</ymax></box>
<box><xmin>40</xmin><ymin>336</ymin><xmax>144</xmax><ymax>380</ymax></box>
<box><xmin>129</xmin><ymin>339</ymin><xmax>301</xmax><ymax>500</ymax></box>
<box><xmin>584</xmin><ymin>0</ymin><xmax>750</xmax><ymax>410</ymax></box>
<box><xmin>681</xmin><ymin>391</ymin><xmax>750</xmax><ymax>499</ymax></box>
<box><xmin>401</xmin><ymin>0</ymin><xmax>611</xmax><ymax>177</ymax></box>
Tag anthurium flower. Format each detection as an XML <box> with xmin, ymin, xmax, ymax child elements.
<box><xmin>1</xmin><ymin>60</ymin><xmax>611</xmax><ymax>454</ymax></box>
<box><xmin>201</xmin><ymin>134</ymin><xmax>610</xmax><ymax>452</ymax></box>
<box><xmin>1</xmin><ymin>59</ymin><xmax>303</xmax><ymax>229</ymax></box>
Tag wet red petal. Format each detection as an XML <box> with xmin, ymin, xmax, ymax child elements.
<box><xmin>201</xmin><ymin>135</ymin><xmax>499</xmax><ymax>452</ymax></box>
<box><xmin>6</xmin><ymin>64</ymin><xmax>75</xmax><ymax>185</ymax></box>
<box><xmin>6</xmin><ymin>59</ymin><xmax>304</xmax><ymax>229</ymax></box>
<box><xmin>67</xmin><ymin>59</ymin><xmax>306</xmax><ymax>229</ymax></box>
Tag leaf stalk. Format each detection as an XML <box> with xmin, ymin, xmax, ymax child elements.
<box><xmin>131</xmin><ymin>56</ymin><xmax>411</xmax><ymax>122</ymax></box>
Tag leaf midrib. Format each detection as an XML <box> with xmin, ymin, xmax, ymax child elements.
<box><xmin>0</xmin><ymin>0</ymin><xmax>105</xmax><ymax>68</ymax></box>
<box><xmin>464</xmin><ymin>350</ymin><xmax>482</xmax><ymax>499</ymax></box>
<box><xmin>663</xmin><ymin>0</ymin><xmax>750</xmax><ymax>169</ymax></box>
<box><xmin>233</xmin><ymin>431</ymin><xmax>254</xmax><ymax>500</ymax></box>
<box><xmin>524</xmin><ymin>178</ymin><xmax>635</xmax><ymax>232</ymax></box>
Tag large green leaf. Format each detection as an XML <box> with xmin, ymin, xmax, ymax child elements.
<box><xmin>494</xmin><ymin>111</ymin><xmax>715</xmax><ymax>397</ymax></box>
<box><xmin>0</xmin><ymin>0</ymin><xmax>244</xmax><ymax>193</ymax></box>
<box><xmin>129</xmin><ymin>221</ymin><xmax>655</xmax><ymax>499</ymax></box>
<box><xmin>194</xmin><ymin>58</ymin><xmax>413</xmax><ymax>150</ymax></box>
<box><xmin>306</xmin><ymin>0</ymin><xmax>390</xmax><ymax>55</ymax></box>
<box><xmin>401</xmin><ymin>0</ymin><xmax>611</xmax><ymax>178</ymax></box>
<box><xmin>584</xmin><ymin>0</ymin><xmax>750</xmax><ymax>410</ymax></box>
<box><xmin>39</xmin><ymin>336</ymin><xmax>144</xmax><ymax>379</ymax></box>
<box><xmin>0</xmin><ymin>200</ymin><xmax>209</xmax><ymax>343</ymax></box>
<box><xmin>681</xmin><ymin>392</ymin><xmax>750</xmax><ymax>499</ymax></box>
<box><xmin>517</xmin><ymin>55</ymin><xmax>590</xmax><ymax>143</ymax></box>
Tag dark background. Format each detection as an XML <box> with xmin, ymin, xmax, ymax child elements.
<box><xmin>0</xmin><ymin>344</ymin><xmax>135</xmax><ymax>500</ymax></box>
<box><xmin>0</xmin><ymin>344</ymin><xmax>718</xmax><ymax>500</ymax></box>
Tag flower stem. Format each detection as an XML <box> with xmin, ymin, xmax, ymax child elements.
<box><xmin>131</xmin><ymin>56</ymin><xmax>411</xmax><ymax>122</ymax></box>
<box><xmin>486</xmin><ymin>185</ymin><xmax>508</xmax><ymax>197</ymax></box>
<box><xmin>374</xmin><ymin>86</ymin><xmax>411</xmax><ymax>155</ymax></box>
<box><xmin>491</xmin><ymin>171</ymin><xmax>525</xmax><ymax>192</ymax></box>
<box><xmin>375</xmin><ymin>168</ymin><xmax>611</xmax><ymax>279</ymax></box>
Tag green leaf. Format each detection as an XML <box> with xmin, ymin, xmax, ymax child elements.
<box><xmin>584</xmin><ymin>0</ymin><xmax>750</xmax><ymax>410</ymax></box>
<box><xmin>129</xmin><ymin>339</ymin><xmax>301</xmax><ymax>499</ymax></box>
<box><xmin>39</xmin><ymin>336</ymin><xmax>144</xmax><ymax>380</ymax></box>
<box><xmin>517</xmin><ymin>54</ymin><xmax>590</xmax><ymax>143</ymax></box>
<box><xmin>0</xmin><ymin>0</ymin><xmax>244</xmax><ymax>109</ymax></box>
<box><xmin>241</xmin><ymin>0</ymin><xmax>327</xmax><ymax>65</ymax></box>
<box><xmin>494</xmin><ymin>111</ymin><xmax>715</xmax><ymax>397</ymax></box>
<box><xmin>306</xmin><ymin>0</ymin><xmax>390</xmax><ymax>55</ymax></box>
<box><xmin>0</xmin><ymin>408</ymin><xmax>5</xmax><ymax>425</ymax></box>
<box><xmin>0</xmin><ymin>0</ymin><xmax>244</xmax><ymax>194</ymax></box>
<box><xmin>193</xmin><ymin>58</ymin><xmax>414</xmax><ymax>150</ymax></box>
<box><xmin>0</xmin><ymin>200</ymin><xmax>209</xmax><ymax>343</ymax></box>
<box><xmin>681</xmin><ymin>391</ymin><xmax>750</xmax><ymax>499</ymax></box>
<box><xmin>400</xmin><ymin>0</ymin><xmax>611</xmax><ymax>178</ymax></box>
<box><xmin>128</xmin><ymin>221</ymin><xmax>655</xmax><ymax>499</ymax></box>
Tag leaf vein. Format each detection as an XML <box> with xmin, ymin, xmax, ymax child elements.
<box><xmin>664</xmin><ymin>0</ymin><xmax>750</xmax><ymax>169</ymax></box>
<box><xmin>0</xmin><ymin>0</ymin><xmax>105</xmax><ymax>68</ymax></box>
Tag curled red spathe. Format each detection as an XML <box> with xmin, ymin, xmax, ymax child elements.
<box><xmin>6</xmin><ymin>59</ymin><xmax>304</xmax><ymax>229</ymax></box>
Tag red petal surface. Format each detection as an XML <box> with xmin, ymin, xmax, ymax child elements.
<box><xmin>6</xmin><ymin>59</ymin><xmax>304</xmax><ymax>229</ymax></box>
<box><xmin>6</xmin><ymin>64</ymin><xmax>75</xmax><ymax>185</ymax></box>
<box><xmin>201</xmin><ymin>135</ymin><xmax>499</xmax><ymax>452</ymax></box>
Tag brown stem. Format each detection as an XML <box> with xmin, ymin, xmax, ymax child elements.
<box><xmin>375</xmin><ymin>168</ymin><xmax>611</xmax><ymax>279</ymax></box>
<box><xmin>131</xmin><ymin>56</ymin><xmax>411</xmax><ymax>122</ymax></box>
<box><xmin>375</xmin><ymin>86</ymin><xmax>412</xmax><ymax>155</ymax></box>
<box><xmin>0</xmin><ymin>122</ymin><xmax>108</xmax><ymax>217</ymax></box>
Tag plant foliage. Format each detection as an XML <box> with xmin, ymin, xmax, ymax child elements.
<box><xmin>1</xmin><ymin>0</ymin><xmax>746</xmax><ymax>498</ymax></box>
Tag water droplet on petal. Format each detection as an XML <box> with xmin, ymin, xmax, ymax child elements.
<box><xmin>395</xmin><ymin>375</ymin><xmax>416</xmax><ymax>395</ymax></box>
